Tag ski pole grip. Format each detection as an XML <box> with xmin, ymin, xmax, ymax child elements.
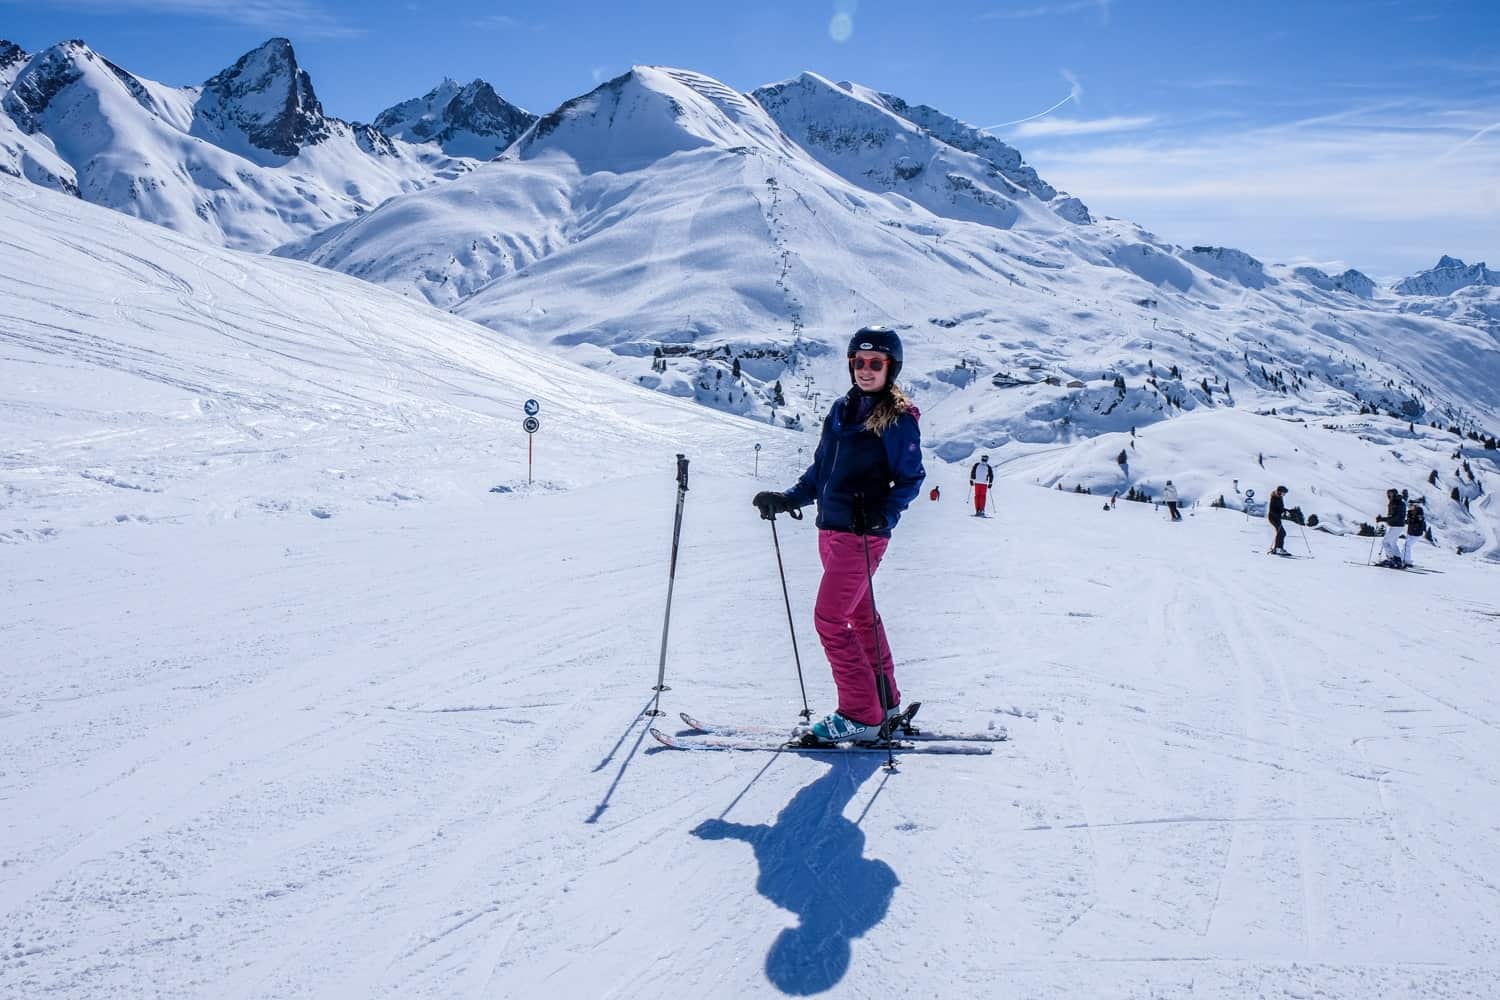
<box><xmin>676</xmin><ymin>453</ymin><xmax>690</xmax><ymax>491</ymax></box>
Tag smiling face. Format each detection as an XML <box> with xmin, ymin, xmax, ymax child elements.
<box><xmin>850</xmin><ymin>350</ymin><xmax>890</xmax><ymax>392</ymax></box>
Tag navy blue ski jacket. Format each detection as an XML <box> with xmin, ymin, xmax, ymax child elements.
<box><xmin>783</xmin><ymin>389</ymin><xmax>926</xmax><ymax>537</ymax></box>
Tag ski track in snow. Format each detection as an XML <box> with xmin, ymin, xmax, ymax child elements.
<box><xmin>4</xmin><ymin>177</ymin><xmax>1500</xmax><ymax>997</ymax></box>
<box><xmin>8</xmin><ymin>475</ymin><xmax>1496</xmax><ymax>997</ymax></box>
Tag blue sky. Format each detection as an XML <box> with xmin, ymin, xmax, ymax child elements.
<box><xmin>4</xmin><ymin>0</ymin><xmax>1497</xmax><ymax>278</ymax></box>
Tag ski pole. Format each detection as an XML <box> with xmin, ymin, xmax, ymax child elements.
<box><xmin>1366</xmin><ymin>528</ymin><xmax>1378</xmax><ymax>565</ymax></box>
<box><xmin>1298</xmin><ymin>521</ymin><xmax>1313</xmax><ymax>556</ymax></box>
<box><xmin>855</xmin><ymin>495</ymin><xmax>897</xmax><ymax>772</ymax></box>
<box><xmin>766</xmin><ymin>506</ymin><xmax>812</xmax><ymax>721</ymax></box>
<box><xmin>646</xmin><ymin>454</ymin><xmax>690</xmax><ymax>718</ymax></box>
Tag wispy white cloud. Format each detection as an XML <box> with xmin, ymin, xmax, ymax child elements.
<box><xmin>9</xmin><ymin>0</ymin><xmax>363</xmax><ymax>38</ymax></box>
<box><xmin>1438</xmin><ymin>118</ymin><xmax>1500</xmax><ymax>161</ymax></box>
<box><xmin>981</xmin><ymin>0</ymin><xmax>1111</xmax><ymax>22</ymax></box>
<box><xmin>1022</xmin><ymin>100</ymin><xmax>1500</xmax><ymax>275</ymax></box>
<box><xmin>471</xmin><ymin>14</ymin><xmax>519</xmax><ymax>30</ymax></box>
<box><xmin>1011</xmin><ymin>114</ymin><xmax>1157</xmax><ymax>138</ymax></box>
<box><xmin>1163</xmin><ymin>77</ymin><xmax>1253</xmax><ymax>90</ymax></box>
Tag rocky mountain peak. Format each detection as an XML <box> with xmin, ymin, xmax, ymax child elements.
<box><xmin>1394</xmin><ymin>256</ymin><xmax>1500</xmax><ymax>297</ymax></box>
<box><xmin>0</xmin><ymin>38</ymin><xmax>27</xmax><ymax>75</ymax></box>
<box><xmin>3</xmin><ymin>42</ymin><xmax>80</xmax><ymax>130</ymax></box>
<box><xmin>375</xmin><ymin>77</ymin><xmax>535</xmax><ymax>159</ymax></box>
<box><xmin>195</xmin><ymin>37</ymin><xmax>329</xmax><ymax>157</ymax></box>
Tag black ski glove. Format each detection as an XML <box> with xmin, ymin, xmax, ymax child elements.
<box><xmin>851</xmin><ymin>505</ymin><xmax>888</xmax><ymax>535</ymax></box>
<box><xmin>753</xmin><ymin>491</ymin><xmax>795</xmax><ymax>520</ymax></box>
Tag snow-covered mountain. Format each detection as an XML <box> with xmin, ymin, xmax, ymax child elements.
<box><xmin>279</xmin><ymin>64</ymin><xmax>1083</xmax><ymax>399</ymax></box>
<box><xmin>374</xmin><ymin>78</ymin><xmax>535</xmax><ymax>159</ymax></box>
<box><xmin>1394</xmin><ymin>255</ymin><xmax>1500</xmax><ymax>296</ymax></box>
<box><xmin>0</xmin><ymin>171</ymin><xmax>753</xmax><ymax>531</ymax></box>
<box><xmin>5</xmin><ymin>46</ymin><xmax>1496</xmax><ymax>556</ymax></box>
<box><xmin>0</xmin><ymin>39</ymin><xmax>78</xmax><ymax>195</ymax></box>
<box><xmin>750</xmin><ymin>71</ymin><xmax>1074</xmax><ymax>226</ymax></box>
<box><xmin>0</xmin><ymin>37</ymin><xmax>477</xmax><ymax>249</ymax></box>
<box><xmin>0</xmin><ymin>38</ymin><xmax>30</xmax><ymax>94</ymax></box>
<box><xmin>1293</xmin><ymin>265</ymin><xmax>1376</xmax><ymax>299</ymax></box>
<box><xmin>190</xmin><ymin>35</ymin><xmax>331</xmax><ymax>158</ymax></box>
<box><xmin>278</xmin><ymin>65</ymin><xmax>1500</xmax><ymax>523</ymax></box>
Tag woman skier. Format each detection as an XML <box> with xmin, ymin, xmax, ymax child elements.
<box><xmin>752</xmin><ymin>327</ymin><xmax>926</xmax><ymax>743</ymax></box>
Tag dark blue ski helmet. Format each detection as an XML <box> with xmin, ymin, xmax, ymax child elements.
<box><xmin>847</xmin><ymin>326</ymin><xmax>903</xmax><ymax>385</ymax></box>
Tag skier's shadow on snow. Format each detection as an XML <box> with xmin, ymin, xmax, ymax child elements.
<box><xmin>692</xmin><ymin>756</ymin><xmax>898</xmax><ymax>996</ymax></box>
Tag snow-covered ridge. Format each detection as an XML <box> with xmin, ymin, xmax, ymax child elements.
<box><xmin>1293</xmin><ymin>265</ymin><xmax>1375</xmax><ymax>299</ymax></box>
<box><xmin>0</xmin><ymin>36</ymin><xmax>479</xmax><ymax>249</ymax></box>
<box><xmin>854</xmin><ymin>83</ymin><xmax>1058</xmax><ymax>201</ymax></box>
<box><xmin>511</xmin><ymin>66</ymin><xmax>793</xmax><ymax>172</ymax></box>
<box><xmin>0</xmin><ymin>173</ymin><xmax>757</xmax><ymax>533</ymax></box>
<box><xmin>1</xmin><ymin>38</ymin><xmax>32</xmax><ymax>89</ymax></box>
<box><xmin>1394</xmin><ymin>255</ymin><xmax>1500</xmax><ymax>297</ymax></box>
<box><xmin>1184</xmin><ymin>245</ymin><xmax>1269</xmax><ymax>289</ymax></box>
<box><xmin>374</xmin><ymin>77</ymin><xmax>535</xmax><ymax>159</ymax></box>
<box><xmin>279</xmin><ymin>64</ymin><xmax>1500</xmax><ymax>509</ymax></box>
<box><xmin>0</xmin><ymin>39</ymin><xmax>78</xmax><ymax>196</ymax></box>
<box><xmin>750</xmin><ymin>70</ymin><xmax>1072</xmax><ymax>231</ymax></box>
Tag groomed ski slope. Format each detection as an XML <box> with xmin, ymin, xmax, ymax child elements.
<box><xmin>5</xmin><ymin>469</ymin><xmax>1500</xmax><ymax>998</ymax></box>
<box><xmin>4</xmin><ymin>175</ymin><xmax>1500</xmax><ymax>998</ymax></box>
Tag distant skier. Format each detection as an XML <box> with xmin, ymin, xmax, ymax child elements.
<box><xmin>969</xmin><ymin>454</ymin><xmax>994</xmax><ymax>516</ymax></box>
<box><xmin>1162</xmin><ymin>480</ymin><xmax>1182</xmax><ymax>521</ymax></box>
<box><xmin>1403</xmin><ymin>500</ymin><xmax>1427</xmax><ymax>567</ymax></box>
<box><xmin>929</xmin><ymin>485</ymin><xmax>941</xmax><ymax>501</ymax></box>
<box><xmin>1267</xmin><ymin>485</ymin><xmax>1290</xmax><ymax>555</ymax></box>
<box><xmin>752</xmin><ymin>327</ymin><xmax>925</xmax><ymax>744</ymax></box>
<box><xmin>1375</xmin><ymin>488</ymin><xmax>1407</xmax><ymax>568</ymax></box>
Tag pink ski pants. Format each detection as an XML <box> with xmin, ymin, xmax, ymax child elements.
<box><xmin>815</xmin><ymin>529</ymin><xmax>899</xmax><ymax>726</ymax></box>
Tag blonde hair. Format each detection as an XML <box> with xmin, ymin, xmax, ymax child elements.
<box><xmin>863</xmin><ymin>383</ymin><xmax>913</xmax><ymax>435</ymax></box>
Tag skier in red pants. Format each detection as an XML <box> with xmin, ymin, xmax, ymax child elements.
<box><xmin>753</xmin><ymin>327</ymin><xmax>926</xmax><ymax>743</ymax></box>
<box><xmin>970</xmin><ymin>454</ymin><xmax>994</xmax><ymax>516</ymax></box>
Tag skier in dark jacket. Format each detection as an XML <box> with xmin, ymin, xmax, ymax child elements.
<box><xmin>1402</xmin><ymin>501</ymin><xmax>1427</xmax><ymax>567</ymax></box>
<box><xmin>1376</xmin><ymin>488</ymin><xmax>1407</xmax><ymax>567</ymax></box>
<box><xmin>753</xmin><ymin>327</ymin><xmax>925</xmax><ymax>744</ymax></box>
<box><xmin>1267</xmin><ymin>485</ymin><xmax>1289</xmax><ymax>555</ymax></box>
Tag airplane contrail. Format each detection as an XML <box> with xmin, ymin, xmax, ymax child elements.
<box><xmin>1437</xmin><ymin>119</ymin><xmax>1500</xmax><ymax>161</ymax></box>
<box><xmin>981</xmin><ymin>71</ymin><xmax>1083</xmax><ymax>132</ymax></box>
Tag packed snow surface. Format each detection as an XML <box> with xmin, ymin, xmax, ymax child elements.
<box><xmin>4</xmin><ymin>175</ymin><xmax>1500</xmax><ymax>999</ymax></box>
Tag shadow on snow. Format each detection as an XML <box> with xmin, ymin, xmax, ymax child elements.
<box><xmin>693</xmin><ymin>755</ymin><xmax>898</xmax><ymax>996</ymax></box>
